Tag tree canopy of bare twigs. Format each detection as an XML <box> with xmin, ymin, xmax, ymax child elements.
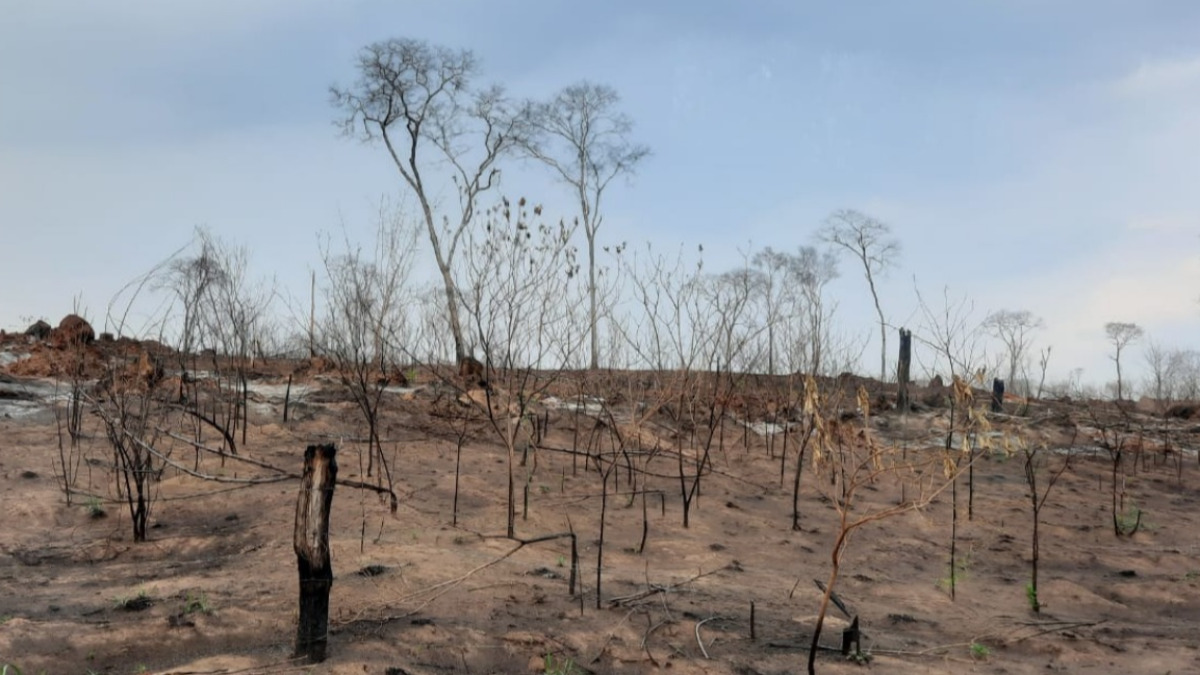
<box><xmin>819</xmin><ymin>209</ymin><xmax>900</xmax><ymax>383</ymax></box>
<box><xmin>612</xmin><ymin>243</ymin><xmax>707</xmax><ymax>371</ymax></box>
<box><xmin>522</xmin><ymin>81</ymin><xmax>649</xmax><ymax>370</ymax></box>
<box><xmin>330</xmin><ymin>37</ymin><xmax>531</xmax><ymax>362</ymax></box>
<box><xmin>316</xmin><ymin>203</ymin><xmax>420</xmax><ymax>486</ymax></box>
<box><xmin>751</xmin><ymin>246</ymin><xmax>840</xmax><ymax>376</ymax></box>
<box><xmin>1144</xmin><ymin>341</ymin><xmax>1200</xmax><ymax>407</ymax></box>
<box><xmin>455</xmin><ymin>196</ymin><xmax>582</xmax><ymax>537</ymax></box>
<box><xmin>983</xmin><ymin>309</ymin><xmax>1043</xmax><ymax>396</ymax></box>
<box><xmin>1104</xmin><ymin>321</ymin><xmax>1144</xmax><ymax>401</ymax></box>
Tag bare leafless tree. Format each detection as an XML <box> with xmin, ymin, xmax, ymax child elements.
<box><xmin>1104</xmin><ymin>321</ymin><xmax>1144</xmax><ymax>401</ymax></box>
<box><xmin>1169</xmin><ymin>349</ymin><xmax>1200</xmax><ymax>401</ymax></box>
<box><xmin>750</xmin><ymin>246</ymin><xmax>839</xmax><ymax>376</ymax></box>
<box><xmin>522</xmin><ymin>82</ymin><xmax>649</xmax><ymax>369</ymax></box>
<box><xmin>160</xmin><ymin>230</ymin><xmax>225</xmax><ymax>371</ymax></box>
<box><xmin>749</xmin><ymin>247</ymin><xmax>791</xmax><ymax>375</ymax></box>
<box><xmin>613</xmin><ymin>243</ymin><xmax>708</xmax><ymax>371</ymax></box>
<box><xmin>194</xmin><ymin>229</ymin><xmax>275</xmax><ymax>448</ymax></box>
<box><xmin>983</xmin><ymin>309</ymin><xmax>1043</xmax><ymax>396</ymax></box>
<box><xmin>1144</xmin><ymin>340</ymin><xmax>1172</xmax><ymax>410</ymax></box>
<box><xmin>819</xmin><ymin>210</ymin><xmax>900</xmax><ymax>382</ymax></box>
<box><xmin>701</xmin><ymin>264</ymin><xmax>766</xmax><ymax>373</ymax></box>
<box><xmin>913</xmin><ymin>284</ymin><xmax>991</xmax><ymax>599</ymax></box>
<box><xmin>331</xmin><ymin>38</ymin><xmax>530</xmax><ymax>361</ymax></box>
<box><xmin>791</xmin><ymin>247</ymin><xmax>841</xmax><ymax>376</ymax></box>
<box><xmin>455</xmin><ymin>197</ymin><xmax>581</xmax><ymax>538</ymax></box>
<box><xmin>317</xmin><ymin>204</ymin><xmax>420</xmax><ymax>485</ymax></box>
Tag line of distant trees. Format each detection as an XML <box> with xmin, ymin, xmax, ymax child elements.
<box><xmin>63</xmin><ymin>36</ymin><xmax>1191</xmax><ymax>407</ymax></box>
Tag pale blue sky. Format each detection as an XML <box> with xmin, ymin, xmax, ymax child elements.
<box><xmin>2</xmin><ymin>1</ymin><xmax>1199</xmax><ymax>387</ymax></box>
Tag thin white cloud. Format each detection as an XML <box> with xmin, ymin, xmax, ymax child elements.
<box><xmin>1126</xmin><ymin>213</ymin><xmax>1200</xmax><ymax>233</ymax></box>
<box><xmin>1113</xmin><ymin>55</ymin><xmax>1200</xmax><ymax>97</ymax></box>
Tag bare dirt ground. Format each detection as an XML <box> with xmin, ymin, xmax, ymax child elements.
<box><xmin>2</xmin><ymin>340</ymin><xmax>1200</xmax><ymax>674</ymax></box>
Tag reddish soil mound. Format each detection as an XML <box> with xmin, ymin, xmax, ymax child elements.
<box><xmin>5</xmin><ymin>343</ymin><xmax>106</xmax><ymax>379</ymax></box>
<box><xmin>51</xmin><ymin>314</ymin><xmax>95</xmax><ymax>348</ymax></box>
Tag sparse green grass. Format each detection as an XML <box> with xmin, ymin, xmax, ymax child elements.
<box><xmin>183</xmin><ymin>590</ymin><xmax>212</xmax><ymax>614</ymax></box>
<box><xmin>85</xmin><ymin>496</ymin><xmax>106</xmax><ymax>519</ymax></box>
<box><xmin>1117</xmin><ymin>504</ymin><xmax>1144</xmax><ymax>536</ymax></box>
<box><xmin>937</xmin><ymin>547</ymin><xmax>973</xmax><ymax>592</ymax></box>
<box><xmin>970</xmin><ymin>641</ymin><xmax>992</xmax><ymax>660</ymax></box>
<box><xmin>113</xmin><ymin>588</ymin><xmax>153</xmax><ymax>611</ymax></box>
<box><xmin>543</xmin><ymin>653</ymin><xmax>583</xmax><ymax>675</ymax></box>
<box><xmin>845</xmin><ymin>648</ymin><xmax>872</xmax><ymax>665</ymax></box>
<box><xmin>1025</xmin><ymin>582</ymin><xmax>1040</xmax><ymax>611</ymax></box>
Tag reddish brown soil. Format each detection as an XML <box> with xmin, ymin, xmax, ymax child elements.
<box><xmin>1</xmin><ymin>348</ymin><xmax>1199</xmax><ymax>674</ymax></box>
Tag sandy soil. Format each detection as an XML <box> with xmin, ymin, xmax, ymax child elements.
<box><xmin>1</xmin><ymin>349</ymin><xmax>1199</xmax><ymax>675</ymax></box>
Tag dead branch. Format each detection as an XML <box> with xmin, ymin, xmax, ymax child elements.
<box><xmin>695</xmin><ymin>615</ymin><xmax>727</xmax><ymax>659</ymax></box>
<box><xmin>608</xmin><ymin>565</ymin><xmax>726</xmax><ymax>607</ymax></box>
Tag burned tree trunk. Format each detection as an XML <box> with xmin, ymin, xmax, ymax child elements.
<box><xmin>991</xmin><ymin>378</ymin><xmax>1005</xmax><ymax>413</ymax></box>
<box><xmin>896</xmin><ymin>328</ymin><xmax>912</xmax><ymax>412</ymax></box>
<box><xmin>294</xmin><ymin>443</ymin><xmax>338</xmax><ymax>663</ymax></box>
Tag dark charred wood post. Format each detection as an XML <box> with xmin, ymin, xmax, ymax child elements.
<box><xmin>991</xmin><ymin>378</ymin><xmax>1005</xmax><ymax>413</ymax></box>
<box><xmin>896</xmin><ymin>328</ymin><xmax>912</xmax><ymax>412</ymax></box>
<box><xmin>840</xmin><ymin>615</ymin><xmax>861</xmax><ymax>656</ymax></box>
<box><xmin>294</xmin><ymin>443</ymin><xmax>338</xmax><ymax>663</ymax></box>
<box><xmin>283</xmin><ymin>373</ymin><xmax>293</xmax><ymax>423</ymax></box>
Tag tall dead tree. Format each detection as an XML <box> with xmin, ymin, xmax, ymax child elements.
<box><xmin>522</xmin><ymin>81</ymin><xmax>650</xmax><ymax>369</ymax></box>
<box><xmin>983</xmin><ymin>309</ymin><xmax>1043</xmax><ymax>397</ymax></box>
<box><xmin>819</xmin><ymin>209</ymin><xmax>900</xmax><ymax>383</ymax></box>
<box><xmin>1105</xmin><ymin>321</ymin><xmax>1144</xmax><ymax>401</ymax></box>
<box><xmin>331</xmin><ymin>38</ymin><xmax>530</xmax><ymax>361</ymax></box>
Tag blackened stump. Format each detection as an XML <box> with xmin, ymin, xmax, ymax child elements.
<box><xmin>294</xmin><ymin>443</ymin><xmax>337</xmax><ymax>663</ymax></box>
<box><xmin>897</xmin><ymin>328</ymin><xmax>912</xmax><ymax>412</ymax></box>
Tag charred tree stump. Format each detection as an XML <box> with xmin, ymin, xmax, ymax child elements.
<box><xmin>283</xmin><ymin>373</ymin><xmax>293</xmax><ymax>423</ymax></box>
<box><xmin>840</xmin><ymin>615</ymin><xmax>861</xmax><ymax>656</ymax></box>
<box><xmin>294</xmin><ymin>443</ymin><xmax>338</xmax><ymax>663</ymax></box>
<box><xmin>991</xmin><ymin>378</ymin><xmax>1005</xmax><ymax>413</ymax></box>
<box><xmin>896</xmin><ymin>328</ymin><xmax>912</xmax><ymax>412</ymax></box>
